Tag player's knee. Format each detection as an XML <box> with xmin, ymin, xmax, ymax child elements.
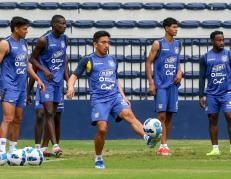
<box><xmin>120</xmin><ymin>109</ymin><xmax>134</xmax><ymax>120</ymax></box>
<box><xmin>3</xmin><ymin>114</ymin><xmax>14</xmax><ymax>123</ymax></box>
<box><xmin>97</xmin><ymin>126</ymin><xmax>108</xmax><ymax>135</ymax></box>
<box><xmin>45</xmin><ymin>109</ymin><xmax>54</xmax><ymax>118</ymax></box>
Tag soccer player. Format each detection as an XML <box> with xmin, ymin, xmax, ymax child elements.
<box><xmin>0</xmin><ymin>16</ymin><xmax>45</xmax><ymax>154</ymax></box>
<box><xmin>146</xmin><ymin>17</ymin><xmax>182</xmax><ymax>156</ymax></box>
<box><xmin>199</xmin><ymin>31</ymin><xmax>231</xmax><ymax>156</ymax></box>
<box><xmin>66</xmin><ymin>30</ymin><xmax>156</xmax><ymax>169</ymax></box>
<box><xmin>29</xmin><ymin>15</ymin><xmax>68</xmax><ymax>157</ymax></box>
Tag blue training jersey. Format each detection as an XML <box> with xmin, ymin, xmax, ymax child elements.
<box><xmin>74</xmin><ymin>53</ymin><xmax>119</xmax><ymax>104</ymax></box>
<box><xmin>153</xmin><ymin>38</ymin><xmax>181</xmax><ymax>89</ymax></box>
<box><xmin>1</xmin><ymin>35</ymin><xmax>28</xmax><ymax>91</ymax></box>
<box><xmin>37</xmin><ymin>32</ymin><xmax>67</xmax><ymax>86</ymax></box>
<box><xmin>202</xmin><ymin>48</ymin><xmax>231</xmax><ymax>96</ymax></box>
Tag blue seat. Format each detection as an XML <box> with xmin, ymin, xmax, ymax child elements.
<box><xmin>65</xmin><ymin>20</ymin><xmax>73</xmax><ymax>28</ymax></box>
<box><xmin>38</xmin><ymin>2</ymin><xmax>59</xmax><ymax>10</ymax></box>
<box><xmin>111</xmin><ymin>55</ymin><xmax>125</xmax><ymax>62</ymax></box>
<box><xmin>178</xmin><ymin>88</ymin><xmax>199</xmax><ymax>97</ymax></box>
<box><xmin>118</xmin><ymin>71</ymin><xmax>139</xmax><ymax>79</ymax></box>
<box><xmin>110</xmin><ymin>39</ymin><xmax>130</xmax><ymax>46</ymax></box>
<box><xmin>68</xmin><ymin>54</ymin><xmax>82</xmax><ymax>62</ymax></box>
<box><xmin>123</xmin><ymin>87</ymin><xmax>134</xmax><ymax>95</ymax></box>
<box><xmin>179</xmin><ymin>20</ymin><xmax>200</xmax><ymax>28</ymax></box>
<box><xmin>227</xmin><ymin>4</ymin><xmax>231</xmax><ymax>10</ymax></box>
<box><xmin>125</xmin><ymin>55</ymin><xmax>145</xmax><ymax>63</ymax></box>
<box><xmin>101</xmin><ymin>2</ymin><xmax>121</xmax><ymax>10</ymax></box>
<box><xmin>179</xmin><ymin>55</ymin><xmax>190</xmax><ymax>63</ymax></box>
<box><xmin>121</xmin><ymin>2</ymin><xmax>143</xmax><ymax>10</ymax></box>
<box><xmin>139</xmin><ymin>71</ymin><xmax>147</xmax><ymax>78</ymax></box>
<box><xmin>72</xmin><ymin>20</ymin><xmax>94</xmax><ymax>28</ymax></box>
<box><xmin>188</xmin><ymin>55</ymin><xmax>201</xmax><ymax>63</ymax></box>
<box><xmin>143</xmin><ymin>3</ymin><xmax>164</xmax><ymax>10</ymax></box>
<box><xmin>17</xmin><ymin>2</ymin><xmax>38</xmax><ymax>9</ymax></box>
<box><xmin>136</xmin><ymin>20</ymin><xmax>159</xmax><ymax>28</ymax></box>
<box><xmin>0</xmin><ymin>20</ymin><xmax>10</xmax><ymax>27</ymax></box>
<box><xmin>59</xmin><ymin>2</ymin><xmax>79</xmax><ymax>9</ymax></box>
<box><xmin>74</xmin><ymin>87</ymin><xmax>89</xmax><ymax>95</ymax></box>
<box><xmin>31</xmin><ymin>20</ymin><xmax>51</xmax><ymax>28</ymax></box>
<box><xmin>200</xmin><ymin>20</ymin><xmax>221</xmax><ymax>28</ymax></box>
<box><xmin>207</xmin><ymin>3</ymin><xmax>227</xmax><ymax>10</ymax></box>
<box><xmin>68</xmin><ymin>39</ymin><xmax>87</xmax><ymax>46</ymax></box>
<box><xmin>183</xmin><ymin>71</ymin><xmax>199</xmax><ymax>79</ymax></box>
<box><xmin>180</xmin><ymin>39</ymin><xmax>194</xmax><ymax>46</ymax></box>
<box><xmin>164</xmin><ymin>3</ymin><xmax>185</xmax><ymax>10</ymax></box>
<box><xmin>185</xmin><ymin>3</ymin><xmax>207</xmax><ymax>10</ymax></box>
<box><xmin>193</xmin><ymin>39</ymin><xmax>211</xmax><ymax>46</ymax></box>
<box><xmin>115</xmin><ymin>20</ymin><xmax>136</xmax><ymax>28</ymax></box>
<box><xmin>133</xmin><ymin>88</ymin><xmax>150</xmax><ymax>96</ymax></box>
<box><xmin>80</xmin><ymin>2</ymin><xmax>101</xmax><ymax>9</ymax></box>
<box><xmin>221</xmin><ymin>21</ymin><xmax>231</xmax><ymax>28</ymax></box>
<box><xmin>0</xmin><ymin>2</ymin><xmax>17</xmax><ymax>9</ymax></box>
<box><xmin>94</xmin><ymin>20</ymin><xmax>115</xmax><ymax>28</ymax></box>
<box><xmin>129</xmin><ymin>38</ymin><xmax>152</xmax><ymax>46</ymax></box>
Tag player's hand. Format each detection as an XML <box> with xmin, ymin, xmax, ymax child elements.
<box><xmin>43</xmin><ymin>68</ymin><xmax>53</xmax><ymax>81</ymax></box>
<box><xmin>26</xmin><ymin>95</ymin><xmax>33</xmax><ymax>105</ymax></box>
<box><xmin>174</xmin><ymin>72</ymin><xmax>182</xmax><ymax>84</ymax></box>
<box><xmin>149</xmin><ymin>82</ymin><xmax>156</xmax><ymax>96</ymax></box>
<box><xmin>37</xmin><ymin>79</ymin><xmax>45</xmax><ymax>92</ymax></box>
<box><xmin>66</xmin><ymin>86</ymin><xmax>75</xmax><ymax>99</ymax></box>
<box><xmin>199</xmin><ymin>96</ymin><xmax>205</xmax><ymax>108</ymax></box>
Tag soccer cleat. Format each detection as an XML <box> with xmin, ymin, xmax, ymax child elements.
<box><xmin>43</xmin><ymin>149</ymin><xmax>54</xmax><ymax>157</ymax></box>
<box><xmin>146</xmin><ymin>135</ymin><xmax>161</xmax><ymax>148</ymax></box>
<box><xmin>95</xmin><ymin>160</ymin><xmax>105</xmax><ymax>169</ymax></box>
<box><xmin>206</xmin><ymin>149</ymin><xmax>221</xmax><ymax>156</ymax></box>
<box><xmin>156</xmin><ymin>147</ymin><xmax>171</xmax><ymax>156</ymax></box>
<box><xmin>52</xmin><ymin>147</ymin><xmax>63</xmax><ymax>158</ymax></box>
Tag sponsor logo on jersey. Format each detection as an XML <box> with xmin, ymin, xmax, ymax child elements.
<box><xmin>15</xmin><ymin>53</ymin><xmax>27</xmax><ymax>61</ymax></box>
<box><xmin>100</xmin><ymin>70</ymin><xmax>114</xmax><ymax>77</ymax></box>
<box><xmin>52</xmin><ymin>50</ymin><xmax>64</xmax><ymax>59</ymax></box>
<box><xmin>165</xmin><ymin>56</ymin><xmax>176</xmax><ymax>63</ymax></box>
<box><xmin>212</xmin><ymin>64</ymin><xmax>225</xmax><ymax>72</ymax></box>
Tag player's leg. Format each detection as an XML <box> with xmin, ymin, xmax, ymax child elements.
<box><xmin>205</xmin><ymin>95</ymin><xmax>220</xmax><ymax>155</ymax></box>
<box><xmin>224</xmin><ymin>112</ymin><xmax>231</xmax><ymax>152</ymax></box>
<box><xmin>0</xmin><ymin>102</ymin><xmax>15</xmax><ymax>153</ymax></box>
<box><xmin>8</xmin><ymin>107</ymin><xmax>24</xmax><ymax>152</ymax></box>
<box><xmin>92</xmin><ymin>102</ymin><xmax>111</xmax><ymax>169</ymax></box>
<box><xmin>54</xmin><ymin>112</ymin><xmax>62</xmax><ymax>144</ymax></box>
<box><xmin>34</xmin><ymin>108</ymin><xmax>45</xmax><ymax>149</ymax></box>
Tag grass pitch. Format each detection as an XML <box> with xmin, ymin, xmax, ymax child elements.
<box><xmin>1</xmin><ymin>140</ymin><xmax>231</xmax><ymax>179</ymax></box>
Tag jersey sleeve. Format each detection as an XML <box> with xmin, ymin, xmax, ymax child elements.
<box><xmin>73</xmin><ymin>56</ymin><xmax>90</xmax><ymax>78</ymax></box>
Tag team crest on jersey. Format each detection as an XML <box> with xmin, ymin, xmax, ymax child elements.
<box><xmin>221</xmin><ymin>55</ymin><xmax>228</xmax><ymax>62</ymax></box>
<box><xmin>174</xmin><ymin>47</ymin><xmax>179</xmax><ymax>54</ymax></box>
<box><xmin>108</xmin><ymin>60</ymin><xmax>115</xmax><ymax>67</ymax></box>
<box><xmin>61</xmin><ymin>41</ymin><xmax>65</xmax><ymax>48</ymax></box>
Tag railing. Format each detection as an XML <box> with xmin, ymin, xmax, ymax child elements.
<box><xmin>26</xmin><ymin>38</ymin><xmax>231</xmax><ymax>100</ymax></box>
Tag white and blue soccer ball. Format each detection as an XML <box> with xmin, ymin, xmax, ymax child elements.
<box><xmin>143</xmin><ymin>118</ymin><xmax>162</xmax><ymax>138</ymax></box>
<box><xmin>0</xmin><ymin>152</ymin><xmax>7</xmax><ymax>166</ymax></box>
<box><xmin>7</xmin><ymin>149</ymin><xmax>27</xmax><ymax>166</ymax></box>
<box><xmin>24</xmin><ymin>147</ymin><xmax>43</xmax><ymax>166</ymax></box>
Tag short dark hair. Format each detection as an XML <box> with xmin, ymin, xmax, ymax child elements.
<box><xmin>93</xmin><ymin>31</ymin><xmax>111</xmax><ymax>42</ymax></box>
<box><xmin>51</xmin><ymin>15</ymin><xmax>65</xmax><ymax>26</ymax></box>
<box><xmin>10</xmin><ymin>16</ymin><xmax>30</xmax><ymax>32</ymax></box>
<box><xmin>210</xmin><ymin>30</ymin><xmax>223</xmax><ymax>40</ymax></box>
<box><xmin>163</xmin><ymin>17</ymin><xmax>178</xmax><ymax>28</ymax></box>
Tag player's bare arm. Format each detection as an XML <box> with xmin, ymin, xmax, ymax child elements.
<box><xmin>145</xmin><ymin>40</ymin><xmax>159</xmax><ymax>96</ymax></box>
<box><xmin>29</xmin><ymin>37</ymin><xmax>53</xmax><ymax>81</ymax></box>
<box><xmin>0</xmin><ymin>40</ymin><xmax>9</xmax><ymax>63</ymax></box>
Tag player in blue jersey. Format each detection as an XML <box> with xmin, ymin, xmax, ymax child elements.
<box><xmin>146</xmin><ymin>18</ymin><xmax>182</xmax><ymax>156</ymax></box>
<box><xmin>0</xmin><ymin>16</ymin><xmax>45</xmax><ymax>154</ymax></box>
<box><xmin>199</xmin><ymin>31</ymin><xmax>231</xmax><ymax>156</ymax></box>
<box><xmin>29</xmin><ymin>15</ymin><xmax>68</xmax><ymax>157</ymax></box>
<box><xmin>66</xmin><ymin>31</ymin><xmax>156</xmax><ymax>169</ymax></box>
<box><xmin>27</xmin><ymin>57</ymin><xmax>69</xmax><ymax>156</ymax></box>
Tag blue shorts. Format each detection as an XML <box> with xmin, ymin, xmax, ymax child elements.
<box><xmin>39</xmin><ymin>83</ymin><xmax>63</xmax><ymax>104</ymax></box>
<box><xmin>35</xmin><ymin>87</ymin><xmax>64</xmax><ymax>113</ymax></box>
<box><xmin>1</xmin><ymin>88</ymin><xmax>26</xmax><ymax>108</ymax></box>
<box><xmin>91</xmin><ymin>94</ymin><xmax>130</xmax><ymax>126</ymax></box>
<box><xmin>205</xmin><ymin>92</ymin><xmax>231</xmax><ymax>114</ymax></box>
<box><xmin>155</xmin><ymin>85</ymin><xmax>178</xmax><ymax>113</ymax></box>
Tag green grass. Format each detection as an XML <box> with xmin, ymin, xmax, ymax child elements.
<box><xmin>1</xmin><ymin>140</ymin><xmax>231</xmax><ymax>178</ymax></box>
